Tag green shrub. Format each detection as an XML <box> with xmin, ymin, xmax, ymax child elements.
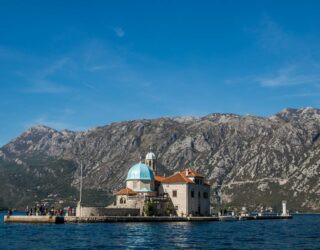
<box><xmin>143</xmin><ymin>201</ymin><xmax>156</xmax><ymax>216</ymax></box>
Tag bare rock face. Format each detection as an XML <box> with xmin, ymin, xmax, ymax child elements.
<box><xmin>0</xmin><ymin>108</ymin><xmax>319</xmax><ymax>211</ymax></box>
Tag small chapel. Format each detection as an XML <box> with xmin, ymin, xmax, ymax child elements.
<box><xmin>114</xmin><ymin>149</ymin><xmax>211</xmax><ymax>216</ymax></box>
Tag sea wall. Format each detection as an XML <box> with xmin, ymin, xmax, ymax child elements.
<box><xmin>76</xmin><ymin>207</ymin><xmax>140</xmax><ymax>217</ymax></box>
<box><xmin>4</xmin><ymin>215</ymin><xmax>64</xmax><ymax>224</ymax></box>
<box><xmin>65</xmin><ymin>216</ymin><xmax>221</xmax><ymax>223</ymax></box>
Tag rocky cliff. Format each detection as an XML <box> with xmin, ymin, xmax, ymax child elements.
<box><xmin>0</xmin><ymin>107</ymin><xmax>319</xmax><ymax>212</ymax></box>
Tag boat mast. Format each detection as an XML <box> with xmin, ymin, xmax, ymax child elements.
<box><xmin>80</xmin><ymin>161</ymin><xmax>83</xmax><ymax>203</ymax></box>
<box><xmin>79</xmin><ymin>160</ymin><xmax>83</xmax><ymax>217</ymax></box>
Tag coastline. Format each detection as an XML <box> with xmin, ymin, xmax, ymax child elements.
<box><xmin>3</xmin><ymin>214</ymin><xmax>294</xmax><ymax>224</ymax></box>
<box><xmin>293</xmin><ymin>212</ymin><xmax>320</xmax><ymax>215</ymax></box>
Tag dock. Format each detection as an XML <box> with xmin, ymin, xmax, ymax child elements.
<box><xmin>239</xmin><ymin>215</ymin><xmax>293</xmax><ymax>220</ymax></box>
<box><xmin>3</xmin><ymin>214</ymin><xmax>292</xmax><ymax>224</ymax></box>
<box><xmin>65</xmin><ymin>215</ymin><xmax>220</xmax><ymax>223</ymax></box>
<box><xmin>4</xmin><ymin>215</ymin><xmax>64</xmax><ymax>224</ymax></box>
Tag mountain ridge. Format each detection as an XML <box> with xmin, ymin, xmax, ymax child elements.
<box><xmin>0</xmin><ymin>107</ymin><xmax>319</xmax><ymax>211</ymax></box>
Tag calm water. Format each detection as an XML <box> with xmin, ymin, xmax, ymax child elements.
<box><xmin>0</xmin><ymin>212</ymin><xmax>319</xmax><ymax>249</ymax></box>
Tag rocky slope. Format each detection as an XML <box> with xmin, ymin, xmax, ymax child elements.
<box><xmin>0</xmin><ymin>107</ymin><xmax>319</xmax><ymax>212</ymax></box>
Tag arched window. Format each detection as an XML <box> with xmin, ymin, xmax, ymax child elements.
<box><xmin>120</xmin><ymin>197</ymin><xmax>126</xmax><ymax>204</ymax></box>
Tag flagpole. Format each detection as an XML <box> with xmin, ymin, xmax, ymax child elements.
<box><xmin>79</xmin><ymin>160</ymin><xmax>83</xmax><ymax>217</ymax></box>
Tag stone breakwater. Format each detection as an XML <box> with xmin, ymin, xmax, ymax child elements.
<box><xmin>4</xmin><ymin>215</ymin><xmax>293</xmax><ymax>224</ymax></box>
<box><xmin>4</xmin><ymin>215</ymin><xmax>64</xmax><ymax>224</ymax></box>
<box><xmin>65</xmin><ymin>216</ymin><xmax>220</xmax><ymax>223</ymax></box>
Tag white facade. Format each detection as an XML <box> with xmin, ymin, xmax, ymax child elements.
<box><xmin>161</xmin><ymin>182</ymin><xmax>210</xmax><ymax>216</ymax></box>
<box><xmin>162</xmin><ymin>183</ymin><xmax>189</xmax><ymax>216</ymax></box>
<box><xmin>115</xmin><ymin>150</ymin><xmax>211</xmax><ymax>217</ymax></box>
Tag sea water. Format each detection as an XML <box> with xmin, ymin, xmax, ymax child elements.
<box><xmin>0</xmin><ymin>211</ymin><xmax>319</xmax><ymax>249</ymax></box>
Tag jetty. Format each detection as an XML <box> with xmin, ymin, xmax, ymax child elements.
<box><xmin>3</xmin><ymin>214</ymin><xmax>292</xmax><ymax>224</ymax></box>
<box><xmin>65</xmin><ymin>216</ymin><xmax>220</xmax><ymax>223</ymax></box>
<box><xmin>238</xmin><ymin>215</ymin><xmax>293</xmax><ymax>220</ymax></box>
<box><xmin>4</xmin><ymin>215</ymin><xmax>64</xmax><ymax>224</ymax></box>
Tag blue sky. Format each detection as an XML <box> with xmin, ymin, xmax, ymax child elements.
<box><xmin>1</xmin><ymin>0</ymin><xmax>320</xmax><ymax>146</ymax></box>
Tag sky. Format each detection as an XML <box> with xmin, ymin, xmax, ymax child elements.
<box><xmin>1</xmin><ymin>0</ymin><xmax>320</xmax><ymax>146</ymax></box>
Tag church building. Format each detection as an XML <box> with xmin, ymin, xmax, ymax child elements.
<box><xmin>115</xmin><ymin>149</ymin><xmax>211</xmax><ymax>216</ymax></box>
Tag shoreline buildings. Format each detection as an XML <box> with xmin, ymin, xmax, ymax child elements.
<box><xmin>114</xmin><ymin>150</ymin><xmax>211</xmax><ymax>216</ymax></box>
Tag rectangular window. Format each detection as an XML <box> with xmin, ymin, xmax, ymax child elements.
<box><xmin>198</xmin><ymin>191</ymin><xmax>201</xmax><ymax>198</ymax></box>
<box><xmin>203</xmin><ymin>192</ymin><xmax>208</xmax><ymax>199</ymax></box>
<box><xmin>174</xmin><ymin>206</ymin><xmax>178</xmax><ymax>210</ymax></box>
<box><xmin>172</xmin><ymin>190</ymin><xmax>177</xmax><ymax>197</ymax></box>
<box><xmin>191</xmin><ymin>190</ymin><xmax>194</xmax><ymax>198</ymax></box>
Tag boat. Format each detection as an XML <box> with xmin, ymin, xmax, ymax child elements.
<box><xmin>219</xmin><ymin>215</ymin><xmax>237</xmax><ymax>221</ymax></box>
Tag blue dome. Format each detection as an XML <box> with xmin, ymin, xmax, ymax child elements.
<box><xmin>126</xmin><ymin>163</ymin><xmax>154</xmax><ymax>181</ymax></box>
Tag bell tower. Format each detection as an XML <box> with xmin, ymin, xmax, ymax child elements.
<box><xmin>145</xmin><ymin>146</ymin><xmax>157</xmax><ymax>175</ymax></box>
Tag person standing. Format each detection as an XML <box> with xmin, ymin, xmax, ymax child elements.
<box><xmin>7</xmin><ymin>209</ymin><xmax>13</xmax><ymax>216</ymax></box>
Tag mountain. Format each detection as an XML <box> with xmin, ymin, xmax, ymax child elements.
<box><xmin>0</xmin><ymin>107</ymin><xmax>319</xmax><ymax>212</ymax></box>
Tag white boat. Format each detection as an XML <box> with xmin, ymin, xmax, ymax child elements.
<box><xmin>219</xmin><ymin>215</ymin><xmax>237</xmax><ymax>221</ymax></box>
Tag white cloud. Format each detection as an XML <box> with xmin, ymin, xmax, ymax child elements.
<box><xmin>23</xmin><ymin>80</ymin><xmax>70</xmax><ymax>94</ymax></box>
<box><xmin>257</xmin><ymin>17</ymin><xmax>291</xmax><ymax>52</ymax></box>
<box><xmin>86</xmin><ymin>64</ymin><xmax>116</xmax><ymax>72</ymax></box>
<box><xmin>39</xmin><ymin>57</ymin><xmax>70</xmax><ymax>77</ymax></box>
<box><xmin>273</xmin><ymin>92</ymin><xmax>320</xmax><ymax>99</ymax></box>
<box><xmin>21</xmin><ymin>57</ymin><xmax>72</xmax><ymax>94</ymax></box>
<box><xmin>256</xmin><ymin>64</ymin><xmax>320</xmax><ymax>87</ymax></box>
<box><xmin>113</xmin><ymin>27</ymin><xmax>125</xmax><ymax>38</ymax></box>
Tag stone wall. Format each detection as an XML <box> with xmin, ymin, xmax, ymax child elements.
<box><xmin>146</xmin><ymin>197</ymin><xmax>174</xmax><ymax>216</ymax></box>
<box><xmin>76</xmin><ymin>206</ymin><xmax>140</xmax><ymax>217</ymax></box>
<box><xmin>115</xmin><ymin>195</ymin><xmax>144</xmax><ymax>210</ymax></box>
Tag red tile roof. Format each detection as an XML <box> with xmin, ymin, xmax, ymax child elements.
<box><xmin>116</xmin><ymin>187</ymin><xmax>137</xmax><ymax>196</ymax></box>
<box><xmin>161</xmin><ymin>169</ymin><xmax>208</xmax><ymax>184</ymax></box>
<box><xmin>155</xmin><ymin>175</ymin><xmax>166</xmax><ymax>182</ymax></box>
<box><xmin>181</xmin><ymin>169</ymin><xmax>204</xmax><ymax>178</ymax></box>
<box><xmin>161</xmin><ymin>172</ymin><xmax>193</xmax><ymax>184</ymax></box>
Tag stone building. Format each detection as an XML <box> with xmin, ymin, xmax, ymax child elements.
<box><xmin>160</xmin><ymin>169</ymin><xmax>210</xmax><ymax>216</ymax></box>
<box><xmin>114</xmin><ymin>150</ymin><xmax>211</xmax><ymax>216</ymax></box>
